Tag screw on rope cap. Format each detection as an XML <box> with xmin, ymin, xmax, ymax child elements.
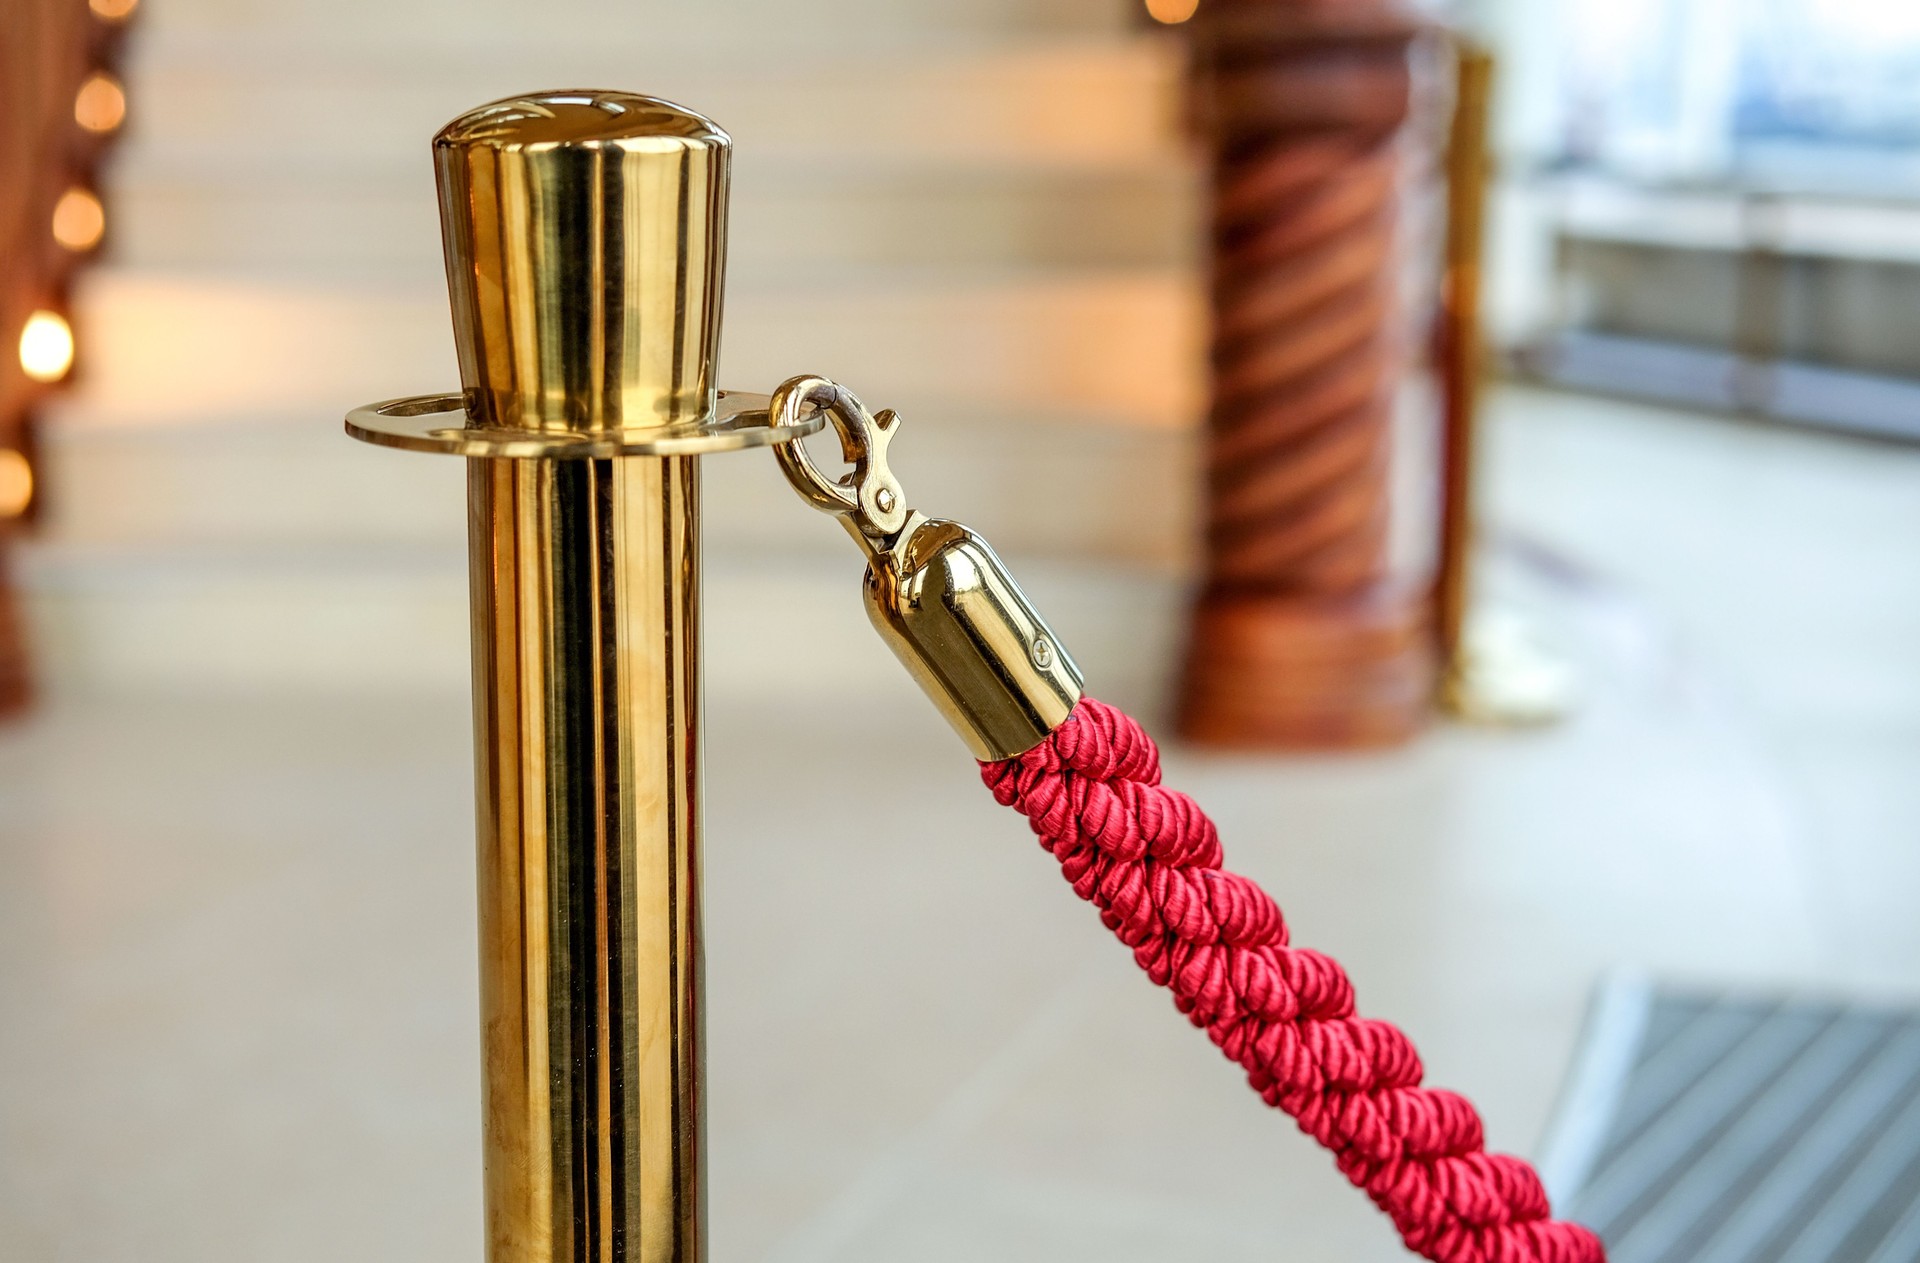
<box><xmin>768</xmin><ymin>374</ymin><xmax>1083</xmax><ymax>760</ymax></box>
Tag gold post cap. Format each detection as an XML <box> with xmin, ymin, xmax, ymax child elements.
<box><xmin>346</xmin><ymin>91</ymin><xmax>820</xmax><ymax>457</ymax></box>
<box><xmin>438</xmin><ymin>91</ymin><xmax>727</xmax><ymax>434</ymax></box>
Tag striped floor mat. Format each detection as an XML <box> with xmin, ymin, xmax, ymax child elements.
<box><xmin>1537</xmin><ymin>977</ymin><xmax>1920</xmax><ymax>1263</ymax></box>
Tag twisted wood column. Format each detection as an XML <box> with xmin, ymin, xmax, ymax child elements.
<box><xmin>1179</xmin><ymin>0</ymin><xmax>1433</xmax><ymax>749</ymax></box>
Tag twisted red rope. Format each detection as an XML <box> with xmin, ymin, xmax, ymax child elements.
<box><xmin>981</xmin><ymin>697</ymin><xmax>1605</xmax><ymax>1263</ymax></box>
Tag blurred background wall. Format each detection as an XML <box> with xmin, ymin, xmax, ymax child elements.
<box><xmin>8</xmin><ymin>0</ymin><xmax>1920</xmax><ymax>708</ymax></box>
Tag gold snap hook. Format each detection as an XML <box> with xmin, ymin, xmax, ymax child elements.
<box><xmin>764</xmin><ymin>372</ymin><xmax>1084</xmax><ymax>759</ymax></box>
<box><xmin>768</xmin><ymin>375</ymin><xmax>910</xmax><ymax>541</ymax></box>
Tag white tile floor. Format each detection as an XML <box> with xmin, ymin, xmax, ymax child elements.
<box><xmin>1</xmin><ymin>386</ymin><xmax>1917</xmax><ymax>1262</ymax></box>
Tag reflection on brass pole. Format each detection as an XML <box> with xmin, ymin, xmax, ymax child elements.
<box><xmin>348</xmin><ymin>91</ymin><xmax>817</xmax><ymax>1262</ymax></box>
<box><xmin>467</xmin><ymin>449</ymin><xmax>705</xmax><ymax>1262</ymax></box>
<box><xmin>446</xmin><ymin>94</ymin><xmax>720</xmax><ymax>1263</ymax></box>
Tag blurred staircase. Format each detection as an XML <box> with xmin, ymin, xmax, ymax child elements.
<box><xmin>24</xmin><ymin>0</ymin><xmax>1206</xmax><ymax>699</ymax></box>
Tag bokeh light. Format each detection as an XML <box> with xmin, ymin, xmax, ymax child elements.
<box><xmin>19</xmin><ymin>311</ymin><xmax>75</xmax><ymax>383</ymax></box>
<box><xmin>1146</xmin><ymin>0</ymin><xmax>1200</xmax><ymax>23</ymax></box>
<box><xmin>52</xmin><ymin>188</ymin><xmax>106</xmax><ymax>251</ymax></box>
<box><xmin>0</xmin><ymin>452</ymin><xmax>33</xmax><ymax>519</ymax></box>
<box><xmin>74</xmin><ymin>73</ymin><xmax>126</xmax><ymax>134</ymax></box>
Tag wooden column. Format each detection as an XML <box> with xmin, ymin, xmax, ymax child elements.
<box><xmin>0</xmin><ymin>0</ymin><xmax>136</xmax><ymax>716</ymax></box>
<box><xmin>1178</xmin><ymin>0</ymin><xmax>1432</xmax><ymax>749</ymax></box>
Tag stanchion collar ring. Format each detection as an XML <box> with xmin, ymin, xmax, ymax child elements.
<box><xmin>346</xmin><ymin>389</ymin><xmax>820</xmax><ymax>458</ymax></box>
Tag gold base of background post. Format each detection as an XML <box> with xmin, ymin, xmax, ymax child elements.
<box><xmin>1438</xmin><ymin>606</ymin><xmax>1576</xmax><ymax>727</ymax></box>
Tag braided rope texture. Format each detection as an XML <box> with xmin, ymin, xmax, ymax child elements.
<box><xmin>982</xmin><ymin>698</ymin><xmax>1605</xmax><ymax>1263</ymax></box>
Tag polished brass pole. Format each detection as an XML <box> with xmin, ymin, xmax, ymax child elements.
<box><xmin>348</xmin><ymin>91</ymin><xmax>817</xmax><ymax>1263</ymax></box>
<box><xmin>468</xmin><ymin>448</ymin><xmax>703</xmax><ymax>1262</ymax></box>
<box><xmin>444</xmin><ymin>94</ymin><xmax>721</xmax><ymax>1263</ymax></box>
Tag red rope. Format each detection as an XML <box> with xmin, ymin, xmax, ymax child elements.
<box><xmin>981</xmin><ymin>697</ymin><xmax>1605</xmax><ymax>1263</ymax></box>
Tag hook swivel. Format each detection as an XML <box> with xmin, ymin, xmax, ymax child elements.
<box><xmin>767</xmin><ymin>374</ymin><xmax>1083</xmax><ymax>760</ymax></box>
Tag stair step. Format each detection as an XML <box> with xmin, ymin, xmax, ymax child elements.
<box><xmin>138</xmin><ymin>0</ymin><xmax>1137</xmax><ymax>44</ymax></box>
<box><xmin>124</xmin><ymin>35</ymin><xmax>1180</xmax><ymax>169</ymax></box>
<box><xmin>61</xmin><ymin>268</ymin><xmax>1203</xmax><ymax>430</ymax></box>
<box><xmin>110</xmin><ymin>34</ymin><xmax>1193</xmax><ymax>277</ymax></box>
<box><xmin>18</xmin><ymin>546</ymin><xmax>1183</xmax><ymax>705</ymax></box>
<box><xmin>108</xmin><ymin>156</ymin><xmax>1195</xmax><ymax>279</ymax></box>
<box><xmin>35</xmin><ymin>401</ymin><xmax>1197</xmax><ymax>567</ymax></box>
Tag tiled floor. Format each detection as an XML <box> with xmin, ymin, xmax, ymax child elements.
<box><xmin>1</xmin><ymin>386</ymin><xmax>1917</xmax><ymax>1262</ymax></box>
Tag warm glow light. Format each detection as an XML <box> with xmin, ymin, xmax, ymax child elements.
<box><xmin>0</xmin><ymin>452</ymin><xmax>32</xmax><ymax>519</ymax></box>
<box><xmin>90</xmin><ymin>0</ymin><xmax>140</xmax><ymax>18</ymax></box>
<box><xmin>1146</xmin><ymin>0</ymin><xmax>1200</xmax><ymax>23</ymax></box>
<box><xmin>51</xmin><ymin>187</ymin><xmax>105</xmax><ymax>251</ymax></box>
<box><xmin>74</xmin><ymin>73</ymin><xmax>126</xmax><ymax>134</ymax></box>
<box><xmin>19</xmin><ymin>311</ymin><xmax>75</xmax><ymax>383</ymax></box>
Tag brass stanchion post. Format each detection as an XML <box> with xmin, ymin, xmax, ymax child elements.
<box><xmin>1434</xmin><ymin>38</ymin><xmax>1495</xmax><ymax>686</ymax></box>
<box><xmin>346</xmin><ymin>92</ymin><xmax>818</xmax><ymax>1263</ymax></box>
<box><xmin>1432</xmin><ymin>45</ymin><xmax>1574</xmax><ymax>725</ymax></box>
